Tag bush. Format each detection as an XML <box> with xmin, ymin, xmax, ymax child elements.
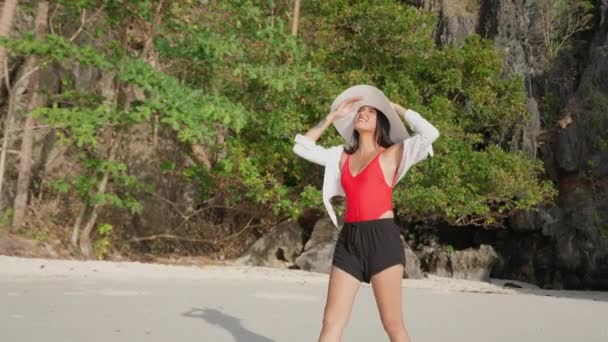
<box><xmin>0</xmin><ymin>0</ymin><xmax>557</xmax><ymax>231</ymax></box>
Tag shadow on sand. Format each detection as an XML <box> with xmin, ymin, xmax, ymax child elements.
<box><xmin>183</xmin><ymin>308</ymin><xmax>275</xmax><ymax>342</ymax></box>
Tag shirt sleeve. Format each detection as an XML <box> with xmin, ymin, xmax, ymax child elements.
<box><xmin>394</xmin><ymin>109</ymin><xmax>440</xmax><ymax>185</ymax></box>
<box><xmin>292</xmin><ymin>133</ymin><xmax>331</xmax><ymax>166</ymax></box>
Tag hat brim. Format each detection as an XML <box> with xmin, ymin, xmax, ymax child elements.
<box><xmin>330</xmin><ymin>85</ymin><xmax>409</xmax><ymax>145</ymax></box>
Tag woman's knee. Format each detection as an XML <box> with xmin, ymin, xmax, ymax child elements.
<box><xmin>381</xmin><ymin>316</ymin><xmax>405</xmax><ymax>334</ymax></box>
<box><xmin>322</xmin><ymin>308</ymin><xmax>349</xmax><ymax>331</ymax></box>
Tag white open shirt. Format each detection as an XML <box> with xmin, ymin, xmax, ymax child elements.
<box><xmin>292</xmin><ymin>109</ymin><xmax>440</xmax><ymax>228</ymax></box>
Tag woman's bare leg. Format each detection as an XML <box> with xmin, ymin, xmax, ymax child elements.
<box><xmin>319</xmin><ymin>266</ymin><xmax>361</xmax><ymax>342</ymax></box>
<box><xmin>371</xmin><ymin>264</ymin><xmax>411</xmax><ymax>342</ymax></box>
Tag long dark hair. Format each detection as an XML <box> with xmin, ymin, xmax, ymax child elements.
<box><xmin>344</xmin><ymin>108</ymin><xmax>393</xmax><ymax>154</ymax></box>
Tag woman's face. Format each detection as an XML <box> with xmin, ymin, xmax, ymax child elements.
<box><xmin>354</xmin><ymin>106</ymin><xmax>378</xmax><ymax>133</ymax></box>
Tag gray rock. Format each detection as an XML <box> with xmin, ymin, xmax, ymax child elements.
<box><xmin>438</xmin><ymin>11</ymin><xmax>479</xmax><ymax>46</ymax></box>
<box><xmin>408</xmin><ymin>0</ymin><xmax>547</xmax><ymax>74</ymax></box>
<box><xmin>420</xmin><ymin>244</ymin><xmax>500</xmax><ymax>281</ymax></box>
<box><xmin>522</xmin><ymin>97</ymin><xmax>541</xmax><ymax>159</ymax></box>
<box><xmin>508</xmin><ymin>209</ymin><xmax>540</xmax><ymax>232</ymax></box>
<box><xmin>450</xmin><ymin>245</ymin><xmax>499</xmax><ymax>281</ymax></box>
<box><xmin>404</xmin><ymin>0</ymin><xmax>442</xmax><ymax>12</ymax></box>
<box><xmin>420</xmin><ymin>246</ymin><xmax>452</xmax><ymax>278</ymax></box>
<box><xmin>400</xmin><ymin>235</ymin><xmax>423</xmax><ymax>279</ymax></box>
<box><xmin>556</xmin><ymin>122</ymin><xmax>587</xmax><ymax>172</ymax></box>
<box><xmin>303</xmin><ymin>218</ymin><xmax>338</xmax><ymax>251</ymax></box>
<box><xmin>508</xmin><ymin>207</ymin><xmax>558</xmax><ymax>233</ymax></box>
<box><xmin>295</xmin><ymin>218</ymin><xmax>339</xmax><ymax>273</ymax></box>
<box><xmin>406</xmin><ymin>0</ymin><xmax>481</xmax><ymax>46</ymax></box>
<box><xmin>295</xmin><ymin>242</ymin><xmax>336</xmax><ymax>274</ymax></box>
<box><xmin>236</xmin><ymin>220</ymin><xmax>303</xmax><ymax>268</ymax></box>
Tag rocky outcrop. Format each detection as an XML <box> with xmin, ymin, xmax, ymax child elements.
<box><xmin>239</xmin><ymin>217</ymin><xmax>426</xmax><ymax>279</ymax></box>
<box><xmin>406</xmin><ymin>0</ymin><xmax>481</xmax><ymax>46</ymax></box>
<box><xmin>406</xmin><ymin>0</ymin><xmax>545</xmax><ymax>74</ymax></box>
<box><xmin>400</xmin><ymin>235</ymin><xmax>424</xmax><ymax>279</ymax></box>
<box><xmin>404</xmin><ymin>0</ymin><xmax>608</xmax><ymax>290</ymax></box>
<box><xmin>529</xmin><ymin>0</ymin><xmax>608</xmax><ymax>289</ymax></box>
<box><xmin>236</xmin><ymin>220</ymin><xmax>303</xmax><ymax>268</ymax></box>
<box><xmin>438</xmin><ymin>0</ymin><xmax>482</xmax><ymax>46</ymax></box>
<box><xmin>484</xmin><ymin>0</ymin><xmax>546</xmax><ymax>75</ymax></box>
<box><xmin>451</xmin><ymin>245</ymin><xmax>499</xmax><ymax>281</ymax></box>
<box><xmin>420</xmin><ymin>244</ymin><xmax>499</xmax><ymax>281</ymax></box>
<box><xmin>295</xmin><ymin>218</ymin><xmax>338</xmax><ymax>273</ymax></box>
<box><xmin>511</xmin><ymin>96</ymin><xmax>543</xmax><ymax>161</ymax></box>
<box><xmin>557</xmin><ymin>1</ymin><xmax>608</xmax><ymax>174</ymax></box>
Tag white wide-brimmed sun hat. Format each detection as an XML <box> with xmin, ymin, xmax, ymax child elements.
<box><xmin>330</xmin><ymin>84</ymin><xmax>410</xmax><ymax>145</ymax></box>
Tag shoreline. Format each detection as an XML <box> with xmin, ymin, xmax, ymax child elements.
<box><xmin>2</xmin><ymin>255</ymin><xmax>607</xmax><ymax>302</ymax></box>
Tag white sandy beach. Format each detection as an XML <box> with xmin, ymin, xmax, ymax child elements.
<box><xmin>1</xmin><ymin>255</ymin><xmax>607</xmax><ymax>341</ymax></box>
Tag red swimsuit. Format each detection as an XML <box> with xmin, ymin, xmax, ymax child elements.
<box><xmin>340</xmin><ymin>151</ymin><xmax>394</xmax><ymax>223</ymax></box>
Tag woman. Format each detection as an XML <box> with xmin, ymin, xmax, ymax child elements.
<box><xmin>292</xmin><ymin>85</ymin><xmax>440</xmax><ymax>342</ymax></box>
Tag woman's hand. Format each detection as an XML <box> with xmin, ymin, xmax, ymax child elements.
<box><xmin>302</xmin><ymin>96</ymin><xmax>362</xmax><ymax>143</ymax></box>
<box><xmin>329</xmin><ymin>96</ymin><xmax>363</xmax><ymax>122</ymax></box>
<box><xmin>390</xmin><ymin>101</ymin><xmax>406</xmax><ymax>115</ymax></box>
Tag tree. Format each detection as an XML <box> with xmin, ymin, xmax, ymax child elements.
<box><xmin>0</xmin><ymin>0</ymin><xmax>18</xmax><ymax>85</ymax></box>
<box><xmin>538</xmin><ymin>0</ymin><xmax>594</xmax><ymax>68</ymax></box>
<box><xmin>291</xmin><ymin>0</ymin><xmax>301</xmax><ymax>37</ymax></box>
<box><xmin>0</xmin><ymin>0</ymin><xmax>19</xmax><ymax>209</ymax></box>
<box><xmin>0</xmin><ymin>0</ymin><xmax>559</xmax><ymax>256</ymax></box>
<box><xmin>12</xmin><ymin>1</ymin><xmax>50</xmax><ymax>232</ymax></box>
<box><xmin>74</xmin><ymin>0</ymin><xmax>166</xmax><ymax>259</ymax></box>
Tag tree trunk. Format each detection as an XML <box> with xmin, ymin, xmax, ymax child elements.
<box><xmin>79</xmin><ymin>138</ymin><xmax>120</xmax><ymax>259</ymax></box>
<box><xmin>0</xmin><ymin>46</ymin><xmax>39</xmax><ymax>210</ymax></box>
<box><xmin>291</xmin><ymin>0</ymin><xmax>301</xmax><ymax>37</ymax></box>
<box><xmin>78</xmin><ymin>204</ymin><xmax>99</xmax><ymax>259</ymax></box>
<box><xmin>70</xmin><ymin>203</ymin><xmax>87</xmax><ymax>253</ymax></box>
<box><xmin>0</xmin><ymin>57</ymin><xmax>29</xmax><ymax>208</ymax></box>
<box><xmin>12</xmin><ymin>1</ymin><xmax>49</xmax><ymax>232</ymax></box>
<box><xmin>0</xmin><ymin>0</ymin><xmax>19</xmax><ymax>86</ymax></box>
<box><xmin>0</xmin><ymin>114</ymin><xmax>14</xmax><ymax>208</ymax></box>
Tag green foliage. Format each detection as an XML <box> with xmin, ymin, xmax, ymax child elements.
<box><xmin>0</xmin><ymin>33</ymin><xmax>114</xmax><ymax>68</ymax></box>
<box><xmin>49</xmin><ymin>155</ymin><xmax>144</xmax><ymax>216</ymax></box>
<box><xmin>49</xmin><ymin>179</ymin><xmax>71</xmax><ymax>193</ymax></box>
<box><xmin>307</xmin><ymin>1</ymin><xmax>436</xmax><ymax>74</ymax></box>
<box><xmin>1</xmin><ymin>0</ymin><xmax>558</xmax><ymax>230</ymax></box>
<box><xmin>31</xmin><ymin>104</ymin><xmax>115</xmax><ymax>147</ymax></box>
<box><xmin>443</xmin><ymin>244</ymin><xmax>455</xmax><ymax>254</ymax></box>
<box><xmin>159</xmin><ymin>0</ymin><xmax>338</xmax><ymax>216</ymax></box>
<box><xmin>538</xmin><ymin>0</ymin><xmax>594</xmax><ymax>66</ymax></box>
<box><xmin>33</xmin><ymin>231</ymin><xmax>49</xmax><ymax>243</ymax></box>
<box><xmin>588</xmin><ymin>89</ymin><xmax>608</xmax><ymax>150</ymax></box>
<box><xmin>93</xmin><ymin>223</ymin><xmax>113</xmax><ymax>260</ymax></box>
<box><xmin>590</xmin><ymin>209</ymin><xmax>608</xmax><ymax>240</ymax></box>
<box><xmin>395</xmin><ymin>138</ymin><xmax>557</xmax><ymax>225</ymax></box>
<box><xmin>118</xmin><ymin>58</ymin><xmax>248</xmax><ymax>144</ymax></box>
<box><xmin>298</xmin><ymin>185</ymin><xmax>323</xmax><ymax>210</ymax></box>
<box><xmin>182</xmin><ymin>165</ymin><xmax>213</xmax><ymax>200</ymax></box>
<box><xmin>299</xmin><ymin>0</ymin><xmax>552</xmax><ymax>226</ymax></box>
<box><xmin>424</xmin><ymin>37</ymin><xmax>527</xmax><ymax>139</ymax></box>
<box><xmin>0</xmin><ymin>209</ymin><xmax>14</xmax><ymax>230</ymax></box>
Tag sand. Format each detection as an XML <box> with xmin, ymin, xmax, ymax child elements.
<box><xmin>1</xmin><ymin>255</ymin><xmax>607</xmax><ymax>342</ymax></box>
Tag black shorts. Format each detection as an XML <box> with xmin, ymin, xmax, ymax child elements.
<box><xmin>332</xmin><ymin>218</ymin><xmax>406</xmax><ymax>283</ymax></box>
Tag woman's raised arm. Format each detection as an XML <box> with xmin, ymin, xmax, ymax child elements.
<box><xmin>390</xmin><ymin>102</ymin><xmax>440</xmax><ymax>184</ymax></box>
<box><xmin>293</xmin><ymin>97</ymin><xmax>362</xmax><ymax>166</ymax></box>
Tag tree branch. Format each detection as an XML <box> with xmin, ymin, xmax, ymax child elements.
<box><xmin>127</xmin><ymin>217</ymin><xmax>260</xmax><ymax>245</ymax></box>
<box><xmin>68</xmin><ymin>3</ymin><xmax>107</xmax><ymax>42</ymax></box>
